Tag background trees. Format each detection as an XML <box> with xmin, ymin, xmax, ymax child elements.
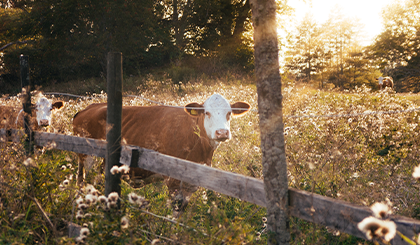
<box><xmin>1</xmin><ymin>0</ymin><xmax>420</xmax><ymax>93</ymax></box>
<box><xmin>0</xmin><ymin>0</ymin><xmax>263</xmax><ymax>93</ymax></box>
<box><xmin>285</xmin><ymin>8</ymin><xmax>380</xmax><ymax>90</ymax></box>
<box><xmin>369</xmin><ymin>0</ymin><xmax>420</xmax><ymax>92</ymax></box>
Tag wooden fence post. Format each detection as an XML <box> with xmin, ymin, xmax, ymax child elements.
<box><xmin>250</xmin><ymin>0</ymin><xmax>290</xmax><ymax>244</ymax></box>
<box><xmin>105</xmin><ymin>52</ymin><xmax>123</xmax><ymax>199</ymax></box>
<box><xmin>20</xmin><ymin>55</ymin><xmax>33</xmax><ymax>155</ymax></box>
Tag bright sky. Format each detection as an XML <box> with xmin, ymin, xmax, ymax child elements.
<box><xmin>288</xmin><ymin>0</ymin><xmax>396</xmax><ymax>46</ymax></box>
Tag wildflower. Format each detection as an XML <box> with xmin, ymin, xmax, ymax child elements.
<box><xmin>85</xmin><ymin>194</ymin><xmax>97</xmax><ymax>206</ymax></box>
<box><xmin>75</xmin><ymin>235</ymin><xmax>87</xmax><ymax>243</ymax></box>
<box><xmin>262</xmin><ymin>217</ymin><xmax>267</xmax><ymax>223</ymax></box>
<box><xmin>78</xmin><ymin>203</ymin><xmax>88</xmax><ymax>210</ymax></box>
<box><xmin>107</xmin><ymin>201</ymin><xmax>117</xmax><ymax>209</ymax></box>
<box><xmin>80</xmin><ymin>227</ymin><xmax>90</xmax><ymax>236</ymax></box>
<box><xmin>121</xmin><ymin>216</ymin><xmax>129</xmax><ymax>229</ymax></box>
<box><xmin>76</xmin><ymin>197</ymin><xmax>84</xmax><ymax>206</ymax></box>
<box><xmin>119</xmin><ymin>165</ymin><xmax>130</xmax><ymax>174</ymax></box>
<box><xmin>110</xmin><ymin>165</ymin><xmax>120</xmax><ymax>175</ymax></box>
<box><xmin>23</xmin><ymin>158</ymin><xmax>37</xmax><ymax>168</ymax></box>
<box><xmin>59</xmin><ymin>184</ymin><xmax>65</xmax><ymax>191</ymax></box>
<box><xmin>61</xmin><ymin>165</ymin><xmax>67</xmax><ymax>170</ymax></box>
<box><xmin>108</xmin><ymin>192</ymin><xmax>119</xmax><ymax>203</ymax></box>
<box><xmin>98</xmin><ymin>195</ymin><xmax>108</xmax><ymax>204</ymax></box>
<box><xmin>412</xmin><ymin>164</ymin><xmax>420</xmax><ymax>180</ymax></box>
<box><xmin>370</xmin><ymin>202</ymin><xmax>392</xmax><ymax>219</ymax></box>
<box><xmin>76</xmin><ymin>210</ymin><xmax>84</xmax><ymax>220</ymax></box>
<box><xmin>151</xmin><ymin>239</ymin><xmax>160</xmax><ymax>245</ymax></box>
<box><xmin>357</xmin><ymin>217</ymin><xmax>396</xmax><ymax>242</ymax></box>
<box><xmin>84</xmin><ymin>213</ymin><xmax>92</xmax><ymax>218</ymax></box>
<box><xmin>128</xmin><ymin>192</ymin><xmax>139</xmax><ymax>204</ymax></box>
<box><xmin>63</xmin><ymin>179</ymin><xmax>70</xmax><ymax>186</ymax></box>
<box><xmin>84</xmin><ymin>184</ymin><xmax>97</xmax><ymax>194</ymax></box>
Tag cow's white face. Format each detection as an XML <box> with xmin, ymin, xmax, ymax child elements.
<box><xmin>34</xmin><ymin>96</ymin><xmax>65</xmax><ymax>127</ymax></box>
<box><xmin>378</xmin><ymin>77</ymin><xmax>384</xmax><ymax>85</ymax></box>
<box><xmin>184</xmin><ymin>94</ymin><xmax>251</xmax><ymax>149</ymax></box>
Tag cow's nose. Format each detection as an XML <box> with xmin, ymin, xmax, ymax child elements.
<box><xmin>39</xmin><ymin>119</ymin><xmax>49</xmax><ymax>127</ymax></box>
<box><xmin>215</xmin><ymin>129</ymin><xmax>230</xmax><ymax>141</ymax></box>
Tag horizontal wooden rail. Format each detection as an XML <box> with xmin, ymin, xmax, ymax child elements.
<box><xmin>2</xmin><ymin>129</ymin><xmax>420</xmax><ymax>244</ymax></box>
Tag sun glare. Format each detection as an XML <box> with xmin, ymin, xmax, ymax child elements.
<box><xmin>288</xmin><ymin>0</ymin><xmax>396</xmax><ymax>46</ymax></box>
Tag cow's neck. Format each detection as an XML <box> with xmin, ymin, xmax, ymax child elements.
<box><xmin>196</xmin><ymin>116</ymin><xmax>219</xmax><ymax>150</ymax></box>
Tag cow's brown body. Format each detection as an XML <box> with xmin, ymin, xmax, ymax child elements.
<box><xmin>73</xmin><ymin>99</ymin><xmax>248</xmax><ymax>214</ymax></box>
<box><xmin>1</xmin><ymin>94</ymin><xmax>65</xmax><ymax>131</ymax></box>
<box><xmin>377</xmin><ymin>76</ymin><xmax>394</xmax><ymax>90</ymax></box>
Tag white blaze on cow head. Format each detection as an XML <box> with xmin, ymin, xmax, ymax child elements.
<box><xmin>34</xmin><ymin>95</ymin><xmax>65</xmax><ymax>127</ymax></box>
<box><xmin>184</xmin><ymin>94</ymin><xmax>251</xmax><ymax>148</ymax></box>
<box><xmin>377</xmin><ymin>76</ymin><xmax>384</xmax><ymax>85</ymax></box>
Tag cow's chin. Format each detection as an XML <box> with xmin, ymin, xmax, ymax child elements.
<box><xmin>209</xmin><ymin>137</ymin><xmax>230</xmax><ymax>149</ymax></box>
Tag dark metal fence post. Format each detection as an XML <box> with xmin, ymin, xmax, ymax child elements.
<box><xmin>105</xmin><ymin>52</ymin><xmax>123</xmax><ymax>200</ymax></box>
<box><xmin>20</xmin><ymin>55</ymin><xmax>33</xmax><ymax>155</ymax></box>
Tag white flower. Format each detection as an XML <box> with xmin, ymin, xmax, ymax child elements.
<box><xmin>413</xmin><ymin>164</ymin><xmax>420</xmax><ymax>180</ymax></box>
<box><xmin>370</xmin><ymin>202</ymin><xmax>392</xmax><ymax>219</ymax></box>
<box><xmin>110</xmin><ymin>165</ymin><xmax>120</xmax><ymax>175</ymax></box>
<box><xmin>80</xmin><ymin>227</ymin><xmax>90</xmax><ymax>236</ymax></box>
<box><xmin>76</xmin><ymin>197</ymin><xmax>84</xmax><ymax>205</ymax></box>
<box><xmin>119</xmin><ymin>165</ymin><xmax>130</xmax><ymax>174</ymax></box>
<box><xmin>357</xmin><ymin>216</ymin><xmax>396</xmax><ymax>242</ymax></box>
<box><xmin>128</xmin><ymin>192</ymin><xmax>139</xmax><ymax>204</ymax></box>
<box><xmin>108</xmin><ymin>192</ymin><xmax>119</xmax><ymax>203</ymax></box>
<box><xmin>98</xmin><ymin>195</ymin><xmax>108</xmax><ymax>204</ymax></box>
<box><xmin>121</xmin><ymin>216</ymin><xmax>129</xmax><ymax>229</ymax></box>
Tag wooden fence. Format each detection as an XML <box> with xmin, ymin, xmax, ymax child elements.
<box><xmin>2</xmin><ymin>129</ymin><xmax>420</xmax><ymax>244</ymax></box>
<box><xmin>2</xmin><ymin>54</ymin><xmax>420</xmax><ymax>244</ymax></box>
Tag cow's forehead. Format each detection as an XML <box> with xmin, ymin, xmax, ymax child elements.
<box><xmin>203</xmin><ymin>94</ymin><xmax>231</xmax><ymax>112</ymax></box>
<box><xmin>36</xmin><ymin>97</ymin><xmax>52</xmax><ymax>108</ymax></box>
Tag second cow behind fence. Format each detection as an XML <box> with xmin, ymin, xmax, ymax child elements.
<box><xmin>73</xmin><ymin>93</ymin><xmax>251</xmax><ymax>216</ymax></box>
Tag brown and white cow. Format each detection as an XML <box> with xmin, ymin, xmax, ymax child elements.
<box><xmin>1</xmin><ymin>93</ymin><xmax>65</xmax><ymax>131</ymax></box>
<box><xmin>73</xmin><ymin>94</ymin><xmax>251</xmax><ymax>215</ymax></box>
<box><xmin>376</xmin><ymin>76</ymin><xmax>394</xmax><ymax>90</ymax></box>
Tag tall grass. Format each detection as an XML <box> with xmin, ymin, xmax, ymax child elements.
<box><xmin>1</xmin><ymin>75</ymin><xmax>420</xmax><ymax>244</ymax></box>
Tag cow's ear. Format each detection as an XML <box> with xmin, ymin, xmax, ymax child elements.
<box><xmin>231</xmin><ymin>102</ymin><xmax>251</xmax><ymax>117</ymax></box>
<box><xmin>52</xmin><ymin>101</ymin><xmax>65</xmax><ymax>110</ymax></box>
<box><xmin>184</xmin><ymin>103</ymin><xmax>204</xmax><ymax>117</ymax></box>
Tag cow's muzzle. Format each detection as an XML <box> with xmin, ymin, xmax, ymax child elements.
<box><xmin>215</xmin><ymin>129</ymin><xmax>230</xmax><ymax>142</ymax></box>
<box><xmin>39</xmin><ymin>119</ymin><xmax>50</xmax><ymax>127</ymax></box>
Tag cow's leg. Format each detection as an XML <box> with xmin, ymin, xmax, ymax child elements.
<box><xmin>129</xmin><ymin>168</ymin><xmax>164</xmax><ymax>188</ymax></box>
<box><xmin>167</xmin><ymin>178</ymin><xmax>198</xmax><ymax>217</ymax></box>
<box><xmin>77</xmin><ymin>153</ymin><xmax>87</xmax><ymax>185</ymax></box>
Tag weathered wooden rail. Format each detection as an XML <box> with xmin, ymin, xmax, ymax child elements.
<box><xmin>1</xmin><ymin>129</ymin><xmax>419</xmax><ymax>244</ymax></box>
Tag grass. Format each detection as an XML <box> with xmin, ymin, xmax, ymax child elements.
<box><xmin>1</xmin><ymin>74</ymin><xmax>420</xmax><ymax>244</ymax></box>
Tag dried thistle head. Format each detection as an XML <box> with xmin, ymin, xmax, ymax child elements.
<box><xmin>370</xmin><ymin>202</ymin><xmax>392</xmax><ymax>219</ymax></box>
<box><xmin>357</xmin><ymin>217</ymin><xmax>396</xmax><ymax>242</ymax></box>
<box><xmin>121</xmin><ymin>216</ymin><xmax>129</xmax><ymax>229</ymax></box>
<box><xmin>413</xmin><ymin>164</ymin><xmax>420</xmax><ymax>180</ymax></box>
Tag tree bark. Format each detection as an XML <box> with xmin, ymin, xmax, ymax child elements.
<box><xmin>250</xmin><ymin>0</ymin><xmax>290</xmax><ymax>244</ymax></box>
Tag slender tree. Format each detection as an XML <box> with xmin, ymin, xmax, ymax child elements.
<box><xmin>251</xmin><ymin>0</ymin><xmax>290</xmax><ymax>243</ymax></box>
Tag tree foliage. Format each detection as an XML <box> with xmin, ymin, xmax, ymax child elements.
<box><xmin>1</xmin><ymin>0</ymin><xmax>289</xmax><ymax>91</ymax></box>
<box><xmin>369</xmin><ymin>0</ymin><xmax>420</xmax><ymax>92</ymax></box>
<box><xmin>285</xmin><ymin>8</ymin><xmax>378</xmax><ymax>90</ymax></box>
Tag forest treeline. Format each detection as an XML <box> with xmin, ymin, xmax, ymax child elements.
<box><xmin>0</xmin><ymin>0</ymin><xmax>419</xmax><ymax>94</ymax></box>
<box><xmin>285</xmin><ymin>0</ymin><xmax>420</xmax><ymax>92</ymax></box>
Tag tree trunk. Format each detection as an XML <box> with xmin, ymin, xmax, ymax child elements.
<box><xmin>250</xmin><ymin>0</ymin><xmax>290</xmax><ymax>244</ymax></box>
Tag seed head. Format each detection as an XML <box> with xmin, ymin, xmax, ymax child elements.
<box><xmin>110</xmin><ymin>165</ymin><xmax>120</xmax><ymax>175</ymax></box>
<box><xmin>80</xmin><ymin>227</ymin><xmax>90</xmax><ymax>236</ymax></box>
<box><xmin>357</xmin><ymin>216</ymin><xmax>396</xmax><ymax>242</ymax></box>
<box><xmin>121</xmin><ymin>216</ymin><xmax>129</xmax><ymax>229</ymax></box>
<box><xmin>413</xmin><ymin>164</ymin><xmax>420</xmax><ymax>180</ymax></box>
<box><xmin>370</xmin><ymin>202</ymin><xmax>392</xmax><ymax>219</ymax></box>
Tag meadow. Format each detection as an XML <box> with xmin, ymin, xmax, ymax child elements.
<box><xmin>1</xmin><ymin>74</ymin><xmax>420</xmax><ymax>244</ymax></box>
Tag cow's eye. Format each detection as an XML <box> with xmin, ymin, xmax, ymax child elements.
<box><xmin>205</xmin><ymin>112</ymin><xmax>211</xmax><ymax>117</ymax></box>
